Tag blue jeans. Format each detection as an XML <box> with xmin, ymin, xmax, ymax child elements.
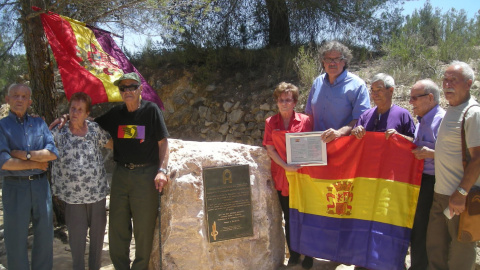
<box><xmin>2</xmin><ymin>175</ymin><xmax>53</xmax><ymax>270</ymax></box>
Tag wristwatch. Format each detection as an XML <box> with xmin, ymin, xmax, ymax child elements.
<box><xmin>456</xmin><ymin>186</ymin><xmax>468</xmax><ymax>196</ymax></box>
<box><xmin>158</xmin><ymin>168</ymin><xmax>168</xmax><ymax>175</ymax></box>
<box><xmin>26</xmin><ymin>151</ymin><xmax>31</xmax><ymax>160</ymax></box>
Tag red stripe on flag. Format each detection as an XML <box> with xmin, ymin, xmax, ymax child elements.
<box><xmin>273</xmin><ymin>131</ymin><xmax>423</xmax><ymax>185</ymax></box>
<box><xmin>40</xmin><ymin>13</ymin><xmax>109</xmax><ymax>104</ymax></box>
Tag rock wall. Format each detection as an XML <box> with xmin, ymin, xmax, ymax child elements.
<box><xmin>152</xmin><ymin>71</ymin><xmax>283</xmax><ymax>147</ymax></box>
<box><xmin>148</xmin><ymin>139</ymin><xmax>285</xmax><ymax>270</ymax></box>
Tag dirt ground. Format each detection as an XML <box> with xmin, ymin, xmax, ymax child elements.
<box><xmin>0</xmin><ymin>183</ymin><xmax>478</xmax><ymax>270</ymax></box>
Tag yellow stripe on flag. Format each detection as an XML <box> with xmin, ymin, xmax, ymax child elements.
<box><xmin>62</xmin><ymin>16</ymin><xmax>123</xmax><ymax>102</ymax></box>
<box><xmin>287</xmin><ymin>171</ymin><xmax>420</xmax><ymax>229</ymax></box>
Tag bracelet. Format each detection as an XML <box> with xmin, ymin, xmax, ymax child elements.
<box><xmin>456</xmin><ymin>186</ymin><xmax>468</xmax><ymax>196</ymax></box>
<box><xmin>158</xmin><ymin>168</ymin><xmax>168</xmax><ymax>175</ymax></box>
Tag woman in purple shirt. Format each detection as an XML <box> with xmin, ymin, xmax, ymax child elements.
<box><xmin>351</xmin><ymin>73</ymin><xmax>415</xmax><ymax>140</ymax></box>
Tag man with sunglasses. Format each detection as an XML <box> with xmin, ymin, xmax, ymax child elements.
<box><xmin>350</xmin><ymin>73</ymin><xmax>415</xmax><ymax>141</ymax></box>
<box><xmin>51</xmin><ymin>72</ymin><xmax>169</xmax><ymax>269</ymax></box>
<box><xmin>97</xmin><ymin>72</ymin><xmax>169</xmax><ymax>270</ymax></box>
<box><xmin>407</xmin><ymin>79</ymin><xmax>445</xmax><ymax>270</ymax></box>
<box><xmin>305</xmin><ymin>41</ymin><xmax>370</xmax><ymax>143</ymax></box>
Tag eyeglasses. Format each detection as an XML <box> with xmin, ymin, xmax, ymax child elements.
<box><xmin>323</xmin><ymin>57</ymin><xmax>344</xmax><ymax>64</ymax></box>
<box><xmin>277</xmin><ymin>98</ymin><xmax>294</xmax><ymax>104</ymax></box>
<box><xmin>409</xmin><ymin>93</ymin><xmax>429</xmax><ymax>101</ymax></box>
<box><xmin>119</xmin><ymin>84</ymin><xmax>139</xmax><ymax>92</ymax></box>
<box><xmin>369</xmin><ymin>88</ymin><xmax>387</xmax><ymax>95</ymax></box>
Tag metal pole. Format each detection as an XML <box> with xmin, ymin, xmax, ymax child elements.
<box><xmin>158</xmin><ymin>191</ymin><xmax>163</xmax><ymax>270</ymax></box>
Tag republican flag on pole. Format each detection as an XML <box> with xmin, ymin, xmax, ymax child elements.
<box><xmin>272</xmin><ymin>131</ymin><xmax>423</xmax><ymax>270</ymax></box>
<box><xmin>36</xmin><ymin>8</ymin><xmax>164</xmax><ymax>109</ymax></box>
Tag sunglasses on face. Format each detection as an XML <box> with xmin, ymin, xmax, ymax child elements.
<box><xmin>119</xmin><ymin>84</ymin><xmax>139</xmax><ymax>92</ymax></box>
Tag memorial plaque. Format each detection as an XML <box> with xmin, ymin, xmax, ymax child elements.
<box><xmin>203</xmin><ymin>165</ymin><xmax>253</xmax><ymax>243</ymax></box>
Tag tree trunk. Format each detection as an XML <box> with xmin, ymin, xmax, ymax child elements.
<box><xmin>265</xmin><ymin>0</ymin><xmax>291</xmax><ymax>47</ymax></box>
<box><xmin>19</xmin><ymin>0</ymin><xmax>65</xmax><ymax>225</ymax></box>
<box><xmin>19</xmin><ymin>0</ymin><xmax>58</xmax><ymax>124</ymax></box>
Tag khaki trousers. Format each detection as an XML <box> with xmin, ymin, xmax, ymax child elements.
<box><xmin>426</xmin><ymin>193</ymin><xmax>476</xmax><ymax>270</ymax></box>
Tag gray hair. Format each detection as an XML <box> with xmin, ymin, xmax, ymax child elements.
<box><xmin>371</xmin><ymin>73</ymin><xmax>395</xmax><ymax>89</ymax></box>
<box><xmin>449</xmin><ymin>61</ymin><xmax>475</xmax><ymax>82</ymax></box>
<box><xmin>7</xmin><ymin>83</ymin><xmax>32</xmax><ymax>97</ymax></box>
<box><xmin>417</xmin><ymin>79</ymin><xmax>441</xmax><ymax>104</ymax></box>
<box><xmin>318</xmin><ymin>41</ymin><xmax>353</xmax><ymax>70</ymax></box>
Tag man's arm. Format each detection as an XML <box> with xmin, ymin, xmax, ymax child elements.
<box><xmin>154</xmin><ymin>138</ymin><xmax>169</xmax><ymax>192</ymax></box>
<box><xmin>321</xmin><ymin>119</ymin><xmax>357</xmax><ymax>143</ymax></box>
<box><xmin>385</xmin><ymin>129</ymin><xmax>414</xmax><ymax>142</ymax></box>
<box><xmin>449</xmin><ymin>145</ymin><xmax>480</xmax><ymax>216</ymax></box>
<box><xmin>412</xmin><ymin>146</ymin><xmax>435</xmax><ymax>160</ymax></box>
<box><xmin>2</xmin><ymin>158</ymin><xmax>49</xmax><ymax>171</ymax></box>
<box><xmin>10</xmin><ymin>149</ymin><xmax>57</xmax><ymax>162</ymax></box>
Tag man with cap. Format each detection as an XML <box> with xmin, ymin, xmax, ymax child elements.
<box><xmin>52</xmin><ymin>72</ymin><xmax>169</xmax><ymax>269</ymax></box>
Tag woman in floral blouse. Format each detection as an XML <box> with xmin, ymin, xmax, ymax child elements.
<box><xmin>51</xmin><ymin>92</ymin><xmax>112</xmax><ymax>270</ymax></box>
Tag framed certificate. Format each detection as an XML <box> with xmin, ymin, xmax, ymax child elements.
<box><xmin>285</xmin><ymin>131</ymin><xmax>327</xmax><ymax>166</ymax></box>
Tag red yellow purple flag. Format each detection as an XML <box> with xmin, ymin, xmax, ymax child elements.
<box><xmin>272</xmin><ymin>131</ymin><xmax>423</xmax><ymax>270</ymax></box>
<box><xmin>37</xmin><ymin>8</ymin><xmax>164</xmax><ymax>109</ymax></box>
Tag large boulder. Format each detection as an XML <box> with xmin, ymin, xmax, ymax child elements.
<box><xmin>149</xmin><ymin>139</ymin><xmax>284</xmax><ymax>270</ymax></box>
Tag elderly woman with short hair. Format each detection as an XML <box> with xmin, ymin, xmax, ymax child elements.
<box><xmin>51</xmin><ymin>92</ymin><xmax>112</xmax><ymax>270</ymax></box>
<box><xmin>262</xmin><ymin>82</ymin><xmax>314</xmax><ymax>269</ymax></box>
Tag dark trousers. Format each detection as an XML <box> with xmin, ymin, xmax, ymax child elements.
<box><xmin>277</xmin><ymin>191</ymin><xmax>300</xmax><ymax>259</ymax></box>
<box><xmin>109</xmin><ymin>164</ymin><xmax>159</xmax><ymax>270</ymax></box>
<box><xmin>66</xmin><ymin>199</ymin><xmax>107</xmax><ymax>270</ymax></box>
<box><xmin>409</xmin><ymin>174</ymin><xmax>435</xmax><ymax>270</ymax></box>
<box><xmin>2</xmin><ymin>175</ymin><xmax>53</xmax><ymax>270</ymax></box>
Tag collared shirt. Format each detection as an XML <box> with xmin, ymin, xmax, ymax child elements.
<box><xmin>263</xmin><ymin>112</ymin><xmax>312</xmax><ymax>196</ymax></box>
<box><xmin>354</xmin><ymin>104</ymin><xmax>416</xmax><ymax>137</ymax></box>
<box><xmin>0</xmin><ymin>111</ymin><xmax>59</xmax><ymax>176</ymax></box>
<box><xmin>413</xmin><ymin>105</ymin><xmax>445</xmax><ymax>175</ymax></box>
<box><xmin>305</xmin><ymin>70</ymin><xmax>370</xmax><ymax>131</ymax></box>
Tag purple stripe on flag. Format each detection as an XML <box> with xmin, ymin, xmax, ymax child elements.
<box><xmin>290</xmin><ymin>209</ymin><xmax>409</xmax><ymax>270</ymax></box>
<box><xmin>88</xmin><ymin>26</ymin><xmax>164</xmax><ymax>110</ymax></box>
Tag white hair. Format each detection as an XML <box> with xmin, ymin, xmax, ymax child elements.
<box><xmin>7</xmin><ymin>83</ymin><xmax>32</xmax><ymax>97</ymax></box>
<box><xmin>371</xmin><ymin>73</ymin><xmax>395</xmax><ymax>89</ymax></box>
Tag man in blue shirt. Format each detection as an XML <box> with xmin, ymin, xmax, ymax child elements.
<box><xmin>0</xmin><ymin>84</ymin><xmax>59</xmax><ymax>270</ymax></box>
<box><xmin>408</xmin><ymin>79</ymin><xmax>445</xmax><ymax>270</ymax></box>
<box><xmin>305</xmin><ymin>41</ymin><xmax>370</xmax><ymax>143</ymax></box>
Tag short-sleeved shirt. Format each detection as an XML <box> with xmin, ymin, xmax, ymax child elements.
<box><xmin>414</xmin><ymin>105</ymin><xmax>445</xmax><ymax>175</ymax></box>
<box><xmin>305</xmin><ymin>70</ymin><xmax>370</xmax><ymax>131</ymax></box>
<box><xmin>435</xmin><ymin>98</ymin><xmax>480</xmax><ymax>195</ymax></box>
<box><xmin>51</xmin><ymin>121</ymin><xmax>111</xmax><ymax>204</ymax></box>
<box><xmin>95</xmin><ymin>100</ymin><xmax>169</xmax><ymax>165</ymax></box>
<box><xmin>354</xmin><ymin>105</ymin><xmax>416</xmax><ymax>137</ymax></box>
<box><xmin>0</xmin><ymin>112</ymin><xmax>59</xmax><ymax>176</ymax></box>
<box><xmin>263</xmin><ymin>112</ymin><xmax>312</xmax><ymax>196</ymax></box>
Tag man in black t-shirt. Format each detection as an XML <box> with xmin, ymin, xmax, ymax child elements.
<box><xmin>51</xmin><ymin>72</ymin><xmax>169</xmax><ymax>269</ymax></box>
<box><xmin>97</xmin><ymin>72</ymin><xmax>169</xmax><ymax>270</ymax></box>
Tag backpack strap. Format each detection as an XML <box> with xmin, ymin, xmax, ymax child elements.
<box><xmin>461</xmin><ymin>104</ymin><xmax>480</xmax><ymax>170</ymax></box>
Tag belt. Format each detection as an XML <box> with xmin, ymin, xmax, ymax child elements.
<box><xmin>121</xmin><ymin>163</ymin><xmax>152</xmax><ymax>170</ymax></box>
<box><xmin>4</xmin><ymin>172</ymin><xmax>46</xmax><ymax>181</ymax></box>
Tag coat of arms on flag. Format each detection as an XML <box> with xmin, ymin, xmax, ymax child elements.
<box><xmin>273</xmin><ymin>131</ymin><xmax>423</xmax><ymax>270</ymax></box>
